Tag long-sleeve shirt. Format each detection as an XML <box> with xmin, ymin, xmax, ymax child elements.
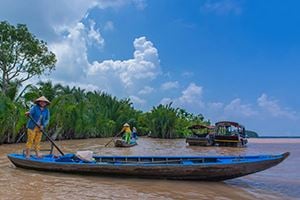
<box><xmin>26</xmin><ymin>105</ymin><xmax>50</xmax><ymax>130</ymax></box>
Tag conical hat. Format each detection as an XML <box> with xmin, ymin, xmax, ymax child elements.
<box><xmin>123</xmin><ymin>123</ymin><xmax>130</xmax><ymax>127</ymax></box>
<box><xmin>34</xmin><ymin>96</ymin><xmax>51</xmax><ymax>105</ymax></box>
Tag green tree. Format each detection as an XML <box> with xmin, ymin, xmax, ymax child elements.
<box><xmin>0</xmin><ymin>21</ymin><xmax>56</xmax><ymax>95</ymax></box>
<box><xmin>0</xmin><ymin>94</ymin><xmax>25</xmax><ymax>144</ymax></box>
<box><xmin>147</xmin><ymin>103</ymin><xmax>178</xmax><ymax>138</ymax></box>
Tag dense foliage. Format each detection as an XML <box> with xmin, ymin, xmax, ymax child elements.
<box><xmin>0</xmin><ymin>81</ymin><xmax>210</xmax><ymax>144</ymax></box>
<box><xmin>245</xmin><ymin>130</ymin><xmax>259</xmax><ymax>138</ymax></box>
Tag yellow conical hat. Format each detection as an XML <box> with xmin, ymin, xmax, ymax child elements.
<box><xmin>123</xmin><ymin>123</ymin><xmax>130</xmax><ymax>127</ymax></box>
<box><xmin>34</xmin><ymin>96</ymin><xmax>51</xmax><ymax>105</ymax></box>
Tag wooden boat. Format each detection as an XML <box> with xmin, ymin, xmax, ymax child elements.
<box><xmin>7</xmin><ymin>152</ymin><xmax>289</xmax><ymax>181</ymax></box>
<box><xmin>114</xmin><ymin>139</ymin><xmax>137</xmax><ymax>147</ymax></box>
<box><xmin>186</xmin><ymin>125</ymin><xmax>215</xmax><ymax>146</ymax></box>
<box><xmin>214</xmin><ymin>121</ymin><xmax>248</xmax><ymax>147</ymax></box>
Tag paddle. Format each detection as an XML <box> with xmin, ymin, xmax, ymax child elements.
<box><xmin>28</xmin><ymin>115</ymin><xmax>64</xmax><ymax>156</ymax></box>
<box><xmin>104</xmin><ymin>131</ymin><xmax>123</xmax><ymax>147</ymax></box>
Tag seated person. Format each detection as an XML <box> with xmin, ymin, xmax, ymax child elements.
<box><xmin>132</xmin><ymin>127</ymin><xmax>138</xmax><ymax>140</ymax></box>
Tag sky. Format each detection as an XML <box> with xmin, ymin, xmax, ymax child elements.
<box><xmin>1</xmin><ymin>0</ymin><xmax>300</xmax><ymax>136</ymax></box>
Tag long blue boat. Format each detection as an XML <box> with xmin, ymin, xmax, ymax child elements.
<box><xmin>7</xmin><ymin>152</ymin><xmax>289</xmax><ymax>181</ymax></box>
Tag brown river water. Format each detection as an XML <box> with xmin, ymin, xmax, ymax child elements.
<box><xmin>0</xmin><ymin>138</ymin><xmax>299</xmax><ymax>200</ymax></box>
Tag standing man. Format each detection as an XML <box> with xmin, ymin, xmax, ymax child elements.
<box><xmin>25</xmin><ymin>96</ymin><xmax>50</xmax><ymax>159</ymax></box>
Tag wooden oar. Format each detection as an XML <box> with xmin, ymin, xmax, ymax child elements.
<box><xmin>16</xmin><ymin>131</ymin><xmax>26</xmax><ymax>143</ymax></box>
<box><xmin>28</xmin><ymin>115</ymin><xmax>64</xmax><ymax>156</ymax></box>
<box><xmin>104</xmin><ymin>131</ymin><xmax>123</xmax><ymax>147</ymax></box>
<box><xmin>49</xmin><ymin>130</ymin><xmax>59</xmax><ymax>154</ymax></box>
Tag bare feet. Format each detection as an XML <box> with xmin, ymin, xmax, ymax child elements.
<box><xmin>25</xmin><ymin>148</ymin><xmax>30</xmax><ymax>159</ymax></box>
<box><xmin>36</xmin><ymin>154</ymin><xmax>43</xmax><ymax>158</ymax></box>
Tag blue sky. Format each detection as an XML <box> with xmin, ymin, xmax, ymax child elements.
<box><xmin>1</xmin><ymin>0</ymin><xmax>300</xmax><ymax>136</ymax></box>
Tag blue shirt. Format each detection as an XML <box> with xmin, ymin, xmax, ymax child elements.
<box><xmin>26</xmin><ymin>105</ymin><xmax>50</xmax><ymax>130</ymax></box>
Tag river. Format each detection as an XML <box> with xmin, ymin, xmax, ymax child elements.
<box><xmin>0</xmin><ymin>138</ymin><xmax>299</xmax><ymax>200</ymax></box>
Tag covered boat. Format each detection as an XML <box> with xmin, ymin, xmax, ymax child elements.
<box><xmin>186</xmin><ymin>124</ymin><xmax>215</xmax><ymax>146</ymax></box>
<box><xmin>214</xmin><ymin>121</ymin><xmax>248</xmax><ymax>147</ymax></box>
<box><xmin>7</xmin><ymin>152</ymin><xmax>289</xmax><ymax>181</ymax></box>
<box><xmin>114</xmin><ymin>139</ymin><xmax>137</xmax><ymax>147</ymax></box>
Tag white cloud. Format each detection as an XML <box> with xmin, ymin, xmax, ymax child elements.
<box><xmin>54</xmin><ymin>79</ymin><xmax>101</xmax><ymax>92</ymax></box>
<box><xmin>0</xmin><ymin>0</ymin><xmax>145</xmax><ymax>83</ymax></box>
<box><xmin>132</xmin><ymin>0</ymin><xmax>147</xmax><ymax>10</ymax></box>
<box><xmin>160</xmin><ymin>83</ymin><xmax>204</xmax><ymax>112</ymax></box>
<box><xmin>178</xmin><ymin>83</ymin><xmax>203</xmax><ymax>104</ymax></box>
<box><xmin>257</xmin><ymin>93</ymin><xmax>297</xmax><ymax>120</ymax></box>
<box><xmin>50</xmin><ymin>32</ymin><xmax>160</xmax><ymax>96</ymax></box>
<box><xmin>160</xmin><ymin>97</ymin><xmax>173</xmax><ymax>105</ymax></box>
<box><xmin>161</xmin><ymin>81</ymin><xmax>179</xmax><ymax>91</ymax></box>
<box><xmin>0</xmin><ymin>0</ymin><xmax>144</xmax><ymax>40</ymax></box>
<box><xmin>208</xmin><ymin>102</ymin><xmax>224</xmax><ymax>110</ymax></box>
<box><xmin>138</xmin><ymin>86</ymin><xmax>154</xmax><ymax>95</ymax></box>
<box><xmin>87</xmin><ymin>20</ymin><xmax>104</xmax><ymax>47</ymax></box>
<box><xmin>224</xmin><ymin>98</ymin><xmax>258</xmax><ymax>117</ymax></box>
<box><xmin>88</xmin><ymin>36</ymin><xmax>160</xmax><ymax>88</ymax></box>
<box><xmin>129</xmin><ymin>95</ymin><xmax>146</xmax><ymax>105</ymax></box>
<box><xmin>95</xmin><ymin>0</ymin><xmax>145</xmax><ymax>9</ymax></box>
<box><xmin>49</xmin><ymin>22</ymin><xmax>89</xmax><ymax>81</ymax></box>
<box><xmin>201</xmin><ymin>0</ymin><xmax>242</xmax><ymax>15</ymax></box>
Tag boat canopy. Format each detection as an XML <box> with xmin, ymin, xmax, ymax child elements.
<box><xmin>215</xmin><ymin>121</ymin><xmax>244</xmax><ymax>129</ymax></box>
<box><xmin>188</xmin><ymin>124</ymin><xmax>215</xmax><ymax>130</ymax></box>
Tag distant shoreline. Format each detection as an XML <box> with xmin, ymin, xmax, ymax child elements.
<box><xmin>249</xmin><ymin>137</ymin><xmax>300</xmax><ymax>143</ymax></box>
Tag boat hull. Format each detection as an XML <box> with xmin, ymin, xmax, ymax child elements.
<box><xmin>214</xmin><ymin>135</ymin><xmax>248</xmax><ymax>147</ymax></box>
<box><xmin>114</xmin><ymin>139</ymin><xmax>137</xmax><ymax>147</ymax></box>
<box><xmin>7</xmin><ymin>152</ymin><xmax>289</xmax><ymax>181</ymax></box>
<box><xmin>186</xmin><ymin>137</ymin><xmax>212</xmax><ymax>146</ymax></box>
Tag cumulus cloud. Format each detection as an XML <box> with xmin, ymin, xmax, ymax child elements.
<box><xmin>257</xmin><ymin>93</ymin><xmax>297</xmax><ymax>120</ymax></box>
<box><xmin>0</xmin><ymin>0</ymin><xmax>94</xmax><ymax>39</ymax></box>
<box><xmin>50</xmin><ymin>32</ymin><xmax>160</xmax><ymax>96</ymax></box>
<box><xmin>224</xmin><ymin>98</ymin><xmax>258</xmax><ymax>117</ymax></box>
<box><xmin>201</xmin><ymin>0</ymin><xmax>242</xmax><ymax>15</ymax></box>
<box><xmin>0</xmin><ymin>0</ymin><xmax>145</xmax><ymax>39</ymax></box>
<box><xmin>49</xmin><ymin>22</ymin><xmax>90</xmax><ymax>81</ymax></box>
<box><xmin>161</xmin><ymin>81</ymin><xmax>179</xmax><ymax>91</ymax></box>
<box><xmin>159</xmin><ymin>83</ymin><xmax>204</xmax><ymax>111</ymax></box>
<box><xmin>87</xmin><ymin>20</ymin><xmax>105</xmax><ymax>47</ymax></box>
<box><xmin>138</xmin><ymin>86</ymin><xmax>154</xmax><ymax>95</ymax></box>
<box><xmin>88</xmin><ymin>36</ymin><xmax>160</xmax><ymax>88</ymax></box>
<box><xmin>178</xmin><ymin>83</ymin><xmax>203</xmax><ymax>105</ymax></box>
